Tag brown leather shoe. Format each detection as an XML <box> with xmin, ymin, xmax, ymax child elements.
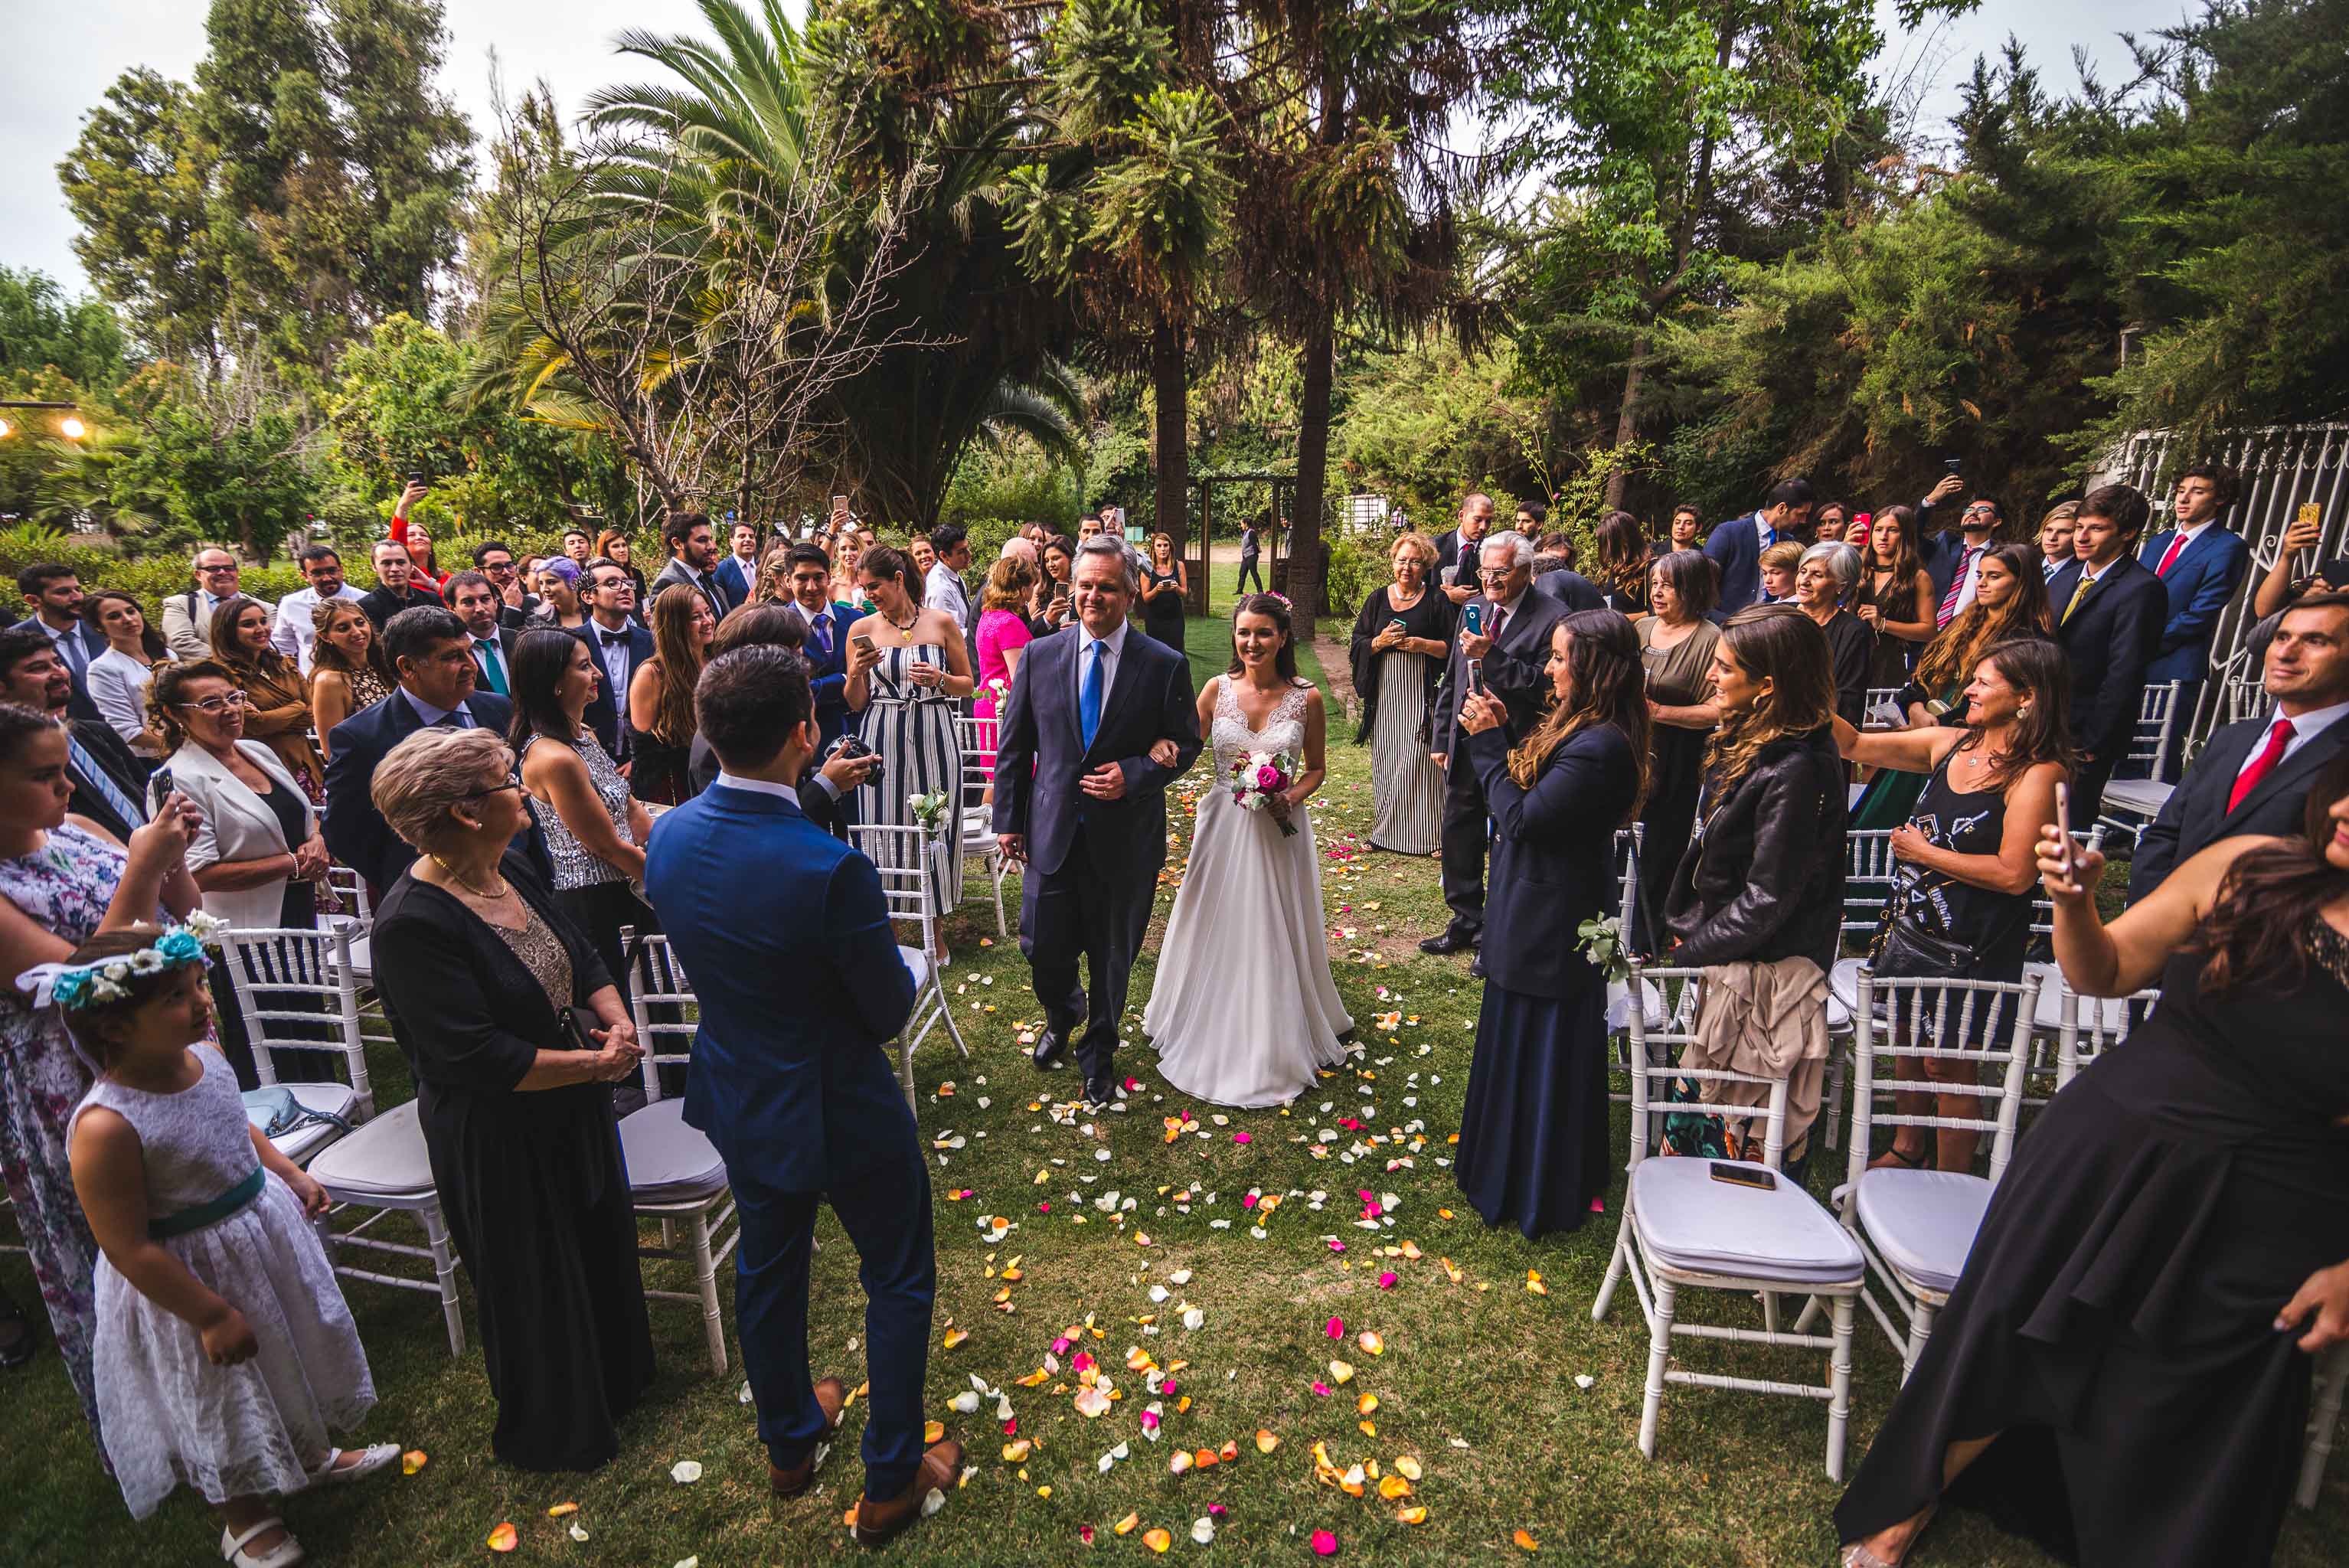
<box><xmin>768</xmin><ymin>1377</ymin><xmax>850</xmax><ymax>1497</ymax></box>
<box><xmin>851</xmin><ymin>1436</ymin><xmax>964</xmax><ymax>1547</ymax></box>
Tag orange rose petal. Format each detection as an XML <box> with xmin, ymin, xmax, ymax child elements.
<box><xmin>1113</xmin><ymin>1511</ymin><xmax>1142</xmax><ymax>1536</ymax></box>
<box><xmin>1514</xmin><ymin>1528</ymin><xmax>1541</xmax><ymax>1551</ymax></box>
<box><xmin>1525</xmin><ymin>1270</ymin><xmax>1548</xmax><ymax>1296</ymax></box>
<box><xmin>1254</xmin><ymin>1429</ymin><xmax>1281</xmax><ymax>1453</ymax></box>
<box><xmin>487</xmin><ymin>1522</ymin><xmax>518</xmax><ymax>1553</ymax></box>
<box><xmin>1396</xmin><ymin>1505</ymin><xmax>1429</xmax><ymax>1524</ymax></box>
<box><xmin>925</xmin><ymin>1420</ymin><xmax>945</xmax><ymax>1444</ymax></box>
<box><xmin>1394</xmin><ymin>1455</ymin><xmax>1423</xmax><ymax>1481</ymax></box>
<box><xmin>1194</xmin><ymin>1447</ymin><xmax>1219</xmax><ymax>1469</ymax></box>
<box><xmin>1142</xmin><ymin>1528</ymin><xmax>1173</xmax><ymax>1553</ymax></box>
<box><xmin>1357</xmin><ymin>1331</ymin><xmax>1384</xmax><ymax>1355</ymax></box>
<box><xmin>1218</xmin><ymin>1439</ymin><xmax>1238</xmax><ymax>1462</ymax></box>
<box><xmin>943</xmin><ymin>1328</ymin><xmax>970</xmax><ymax>1348</ymax></box>
<box><xmin>546</xmin><ymin>1501</ymin><xmax>579</xmax><ymax>1517</ymax></box>
<box><xmin>1002</xmin><ymin>1439</ymin><xmax>1034</xmax><ymax>1462</ymax></box>
<box><xmin>1357</xmin><ymin>1393</ymin><xmax>1379</xmax><ymax>1415</ymax></box>
<box><xmin>1379</xmin><ymin>1475</ymin><xmax>1413</xmax><ymax>1500</ymax></box>
<box><xmin>400</xmin><ymin>1449</ymin><xmax>429</xmax><ymax>1475</ymax></box>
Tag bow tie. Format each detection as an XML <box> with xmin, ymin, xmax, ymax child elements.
<box><xmin>600</xmin><ymin>629</ymin><xmax>630</xmax><ymax>648</ymax></box>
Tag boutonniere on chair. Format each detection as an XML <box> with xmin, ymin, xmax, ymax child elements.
<box><xmin>907</xmin><ymin>790</ymin><xmax>952</xmax><ymax>839</ymax></box>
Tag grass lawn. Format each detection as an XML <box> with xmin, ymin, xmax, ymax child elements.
<box><xmin>4</xmin><ymin>564</ymin><xmax>2340</xmax><ymax>1566</ymax></box>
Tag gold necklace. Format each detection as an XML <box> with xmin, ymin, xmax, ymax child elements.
<box><xmin>429</xmin><ymin>854</ymin><xmax>511</xmax><ymax>900</ymax></box>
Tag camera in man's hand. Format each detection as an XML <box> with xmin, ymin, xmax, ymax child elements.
<box><xmin>828</xmin><ymin>734</ymin><xmax>883</xmax><ymax>789</ymax></box>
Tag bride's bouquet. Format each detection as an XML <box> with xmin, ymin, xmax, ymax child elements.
<box><xmin>1229</xmin><ymin>749</ymin><xmax>1301</xmax><ymax>836</ymax></box>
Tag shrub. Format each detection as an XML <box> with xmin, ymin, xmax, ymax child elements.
<box><xmin>0</xmin><ymin>524</ymin><xmax>309</xmax><ymax>606</ymax></box>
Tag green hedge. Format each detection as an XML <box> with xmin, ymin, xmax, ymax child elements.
<box><xmin>0</xmin><ymin>524</ymin><xmax>312</xmax><ymax>607</ymax></box>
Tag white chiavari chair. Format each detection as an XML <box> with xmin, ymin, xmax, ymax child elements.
<box><xmin>2096</xmin><ymin>680</ymin><xmax>2186</xmax><ymax>836</ymax></box>
<box><xmin>951</xmin><ymin>711</ymin><xmax>1010</xmax><ymax>938</ymax></box>
<box><xmin>851</xmin><ymin>822</ymin><xmax>972</xmax><ymax>1107</ymax></box>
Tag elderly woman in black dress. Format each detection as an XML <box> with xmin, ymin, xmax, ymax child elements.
<box><xmin>366</xmin><ymin>726</ymin><xmax>655</xmax><ymax>1473</ymax></box>
<box><xmin>1452</xmin><ymin>609</ymin><xmax>1648</xmax><ymax>1236</ymax></box>
<box><xmin>1836</xmin><ymin>755</ymin><xmax>2349</xmax><ymax>1568</ymax></box>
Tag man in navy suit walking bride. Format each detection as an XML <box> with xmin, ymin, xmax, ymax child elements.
<box><xmin>993</xmin><ymin>536</ymin><xmax>1203</xmax><ymax>1105</ymax></box>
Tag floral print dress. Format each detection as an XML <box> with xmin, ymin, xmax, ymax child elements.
<box><xmin>0</xmin><ymin>822</ymin><xmax>153</xmax><ymax>1450</ymax></box>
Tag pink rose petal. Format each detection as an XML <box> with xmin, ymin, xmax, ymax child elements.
<box><xmin>1312</xmin><ymin>1529</ymin><xmax>1338</xmax><ymax>1556</ymax></box>
<box><xmin>1378</xmin><ymin>1272</ymin><xmax>1397</xmax><ymax>1289</ymax></box>
<box><xmin>1325</xmin><ymin>1316</ymin><xmax>1344</xmax><ymax>1338</ymax></box>
<box><xmin>1233</xmin><ymin>1132</ymin><xmax>1251</xmax><ymax>1145</ymax></box>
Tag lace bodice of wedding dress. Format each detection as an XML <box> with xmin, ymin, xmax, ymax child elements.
<box><xmin>1211</xmin><ymin>676</ymin><xmax>1312</xmax><ymax>775</ymax></box>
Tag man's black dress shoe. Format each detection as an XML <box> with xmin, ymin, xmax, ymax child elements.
<box><xmin>1418</xmin><ymin>926</ymin><xmax>1480</xmax><ymax>956</ymax></box>
<box><xmin>1033</xmin><ymin>1028</ymin><xmax>1068</xmax><ymax>1068</ymax></box>
<box><xmin>1083</xmin><ymin>1073</ymin><xmax>1115</xmax><ymax>1108</ymax></box>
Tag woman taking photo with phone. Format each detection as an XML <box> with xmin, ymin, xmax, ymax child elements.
<box><xmin>1834</xmin><ymin>753</ymin><xmax>2349</xmax><ymax>1568</ymax></box>
<box><xmin>1451</xmin><ymin>609</ymin><xmax>1648</xmax><ymax>1237</ymax></box>
<box><xmin>1349</xmin><ymin>531</ymin><xmax>1455</xmax><ymax>856</ymax></box>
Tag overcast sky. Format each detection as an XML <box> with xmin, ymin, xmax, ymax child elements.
<box><xmin>1</xmin><ymin>0</ymin><xmax>2179</xmax><ymax>298</ymax></box>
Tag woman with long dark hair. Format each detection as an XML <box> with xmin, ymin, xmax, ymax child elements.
<box><xmin>1452</xmin><ymin>609</ymin><xmax>1650</xmax><ymax>1236</ymax></box>
<box><xmin>206</xmin><ymin>596</ymin><xmax>325</xmax><ymax>804</ymax></box>
<box><xmin>1593</xmin><ymin>510</ymin><xmax>1652</xmax><ymax>615</ymax></box>
<box><xmin>1835</xmin><ymin>754</ymin><xmax>2349</xmax><ymax>1568</ymax></box>
<box><xmin>82</xmin><ymin>590</ymin><xmax>175</xmax><ymax>763</ymax></box>
<box><xmin>1139</xmin><ymin>531</ymin><xmax>1188</xmax><ymax>648</ymax></box>
<box><xmin>1854</xmin><ymin>505</ymin><xmax>1936</xmax><ymax>689</ymax></box>
<box><xmin>306</xmin><ymin>597</ymin><xmax>395</xmax><ymax>759</ymax></box>
<box><xmin>1635</xmin><ymin>549</ymin><xmax>1723</xmax><ymax>946</ymax></box>
<box><xmin>624</xmin><ymin>583</ymin><xmax>714</xmax><ymax>805</ymax></box>
<box><xmin>1145</xmin><ymin>593</ymin><xmax>1351</xmax><ymax>1106</ymax></box>
<box><xmin>506</xmin><ymin>629</ymin><xmax>655</xmax><ymax>1004</ymax></box>
<box><xmin>1031</xmin><ymin>534</ymin><xmax>1077</xmax><ymax>634</ymax></box>
<box><xmin>1833</xmin><ymin>637</ymin><xmax>2073</xmax><ymax>1172</ymax></box>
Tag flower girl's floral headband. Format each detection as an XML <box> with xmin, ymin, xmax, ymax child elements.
<box><xmin>15</xmin><ymin>913</ymin><xmax>227</xmax><ymax>1011</ymax></box>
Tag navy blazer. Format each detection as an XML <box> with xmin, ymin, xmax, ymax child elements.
<box><xmin>799</xmin><ymin>600</ymin><xmax>860</xmax><ymax>749</ymax></box>
<box><xmin>2128</xmin><ymin>709</ymin><xmax>2349</xmax><ymax>900</ymax></box>
<box><xmin>1702</xmin><ymin>512</ymin><xmax>1770</xmax><ymax>614</ymax></box>
<box><xmin>2047</xmin><ymin>555</ymin><xmax>2170</xmax><ymax>762</ymax></box>
<box><xmin>1434</xmin><ymin>590</ymin><xmax>1568</xmax><ymax>749</ymax></box>
<box><xmin>571</xmin><ymin>618</ymin><xmax>655</xmax><ymax>759</ymax></box>
<box><xmin>1918</xmin><ymin>528</ymin><xmax>1968</xmax><ymax>609</ymax></box>
<box><xmin>1533</xmin><ymin>569</ymin><xmax>1605</xmax><ymax>613</ymax></box>
<box><xmin>713</xmin><ymin>554</ymin><xmax>757</xmax><ymax>608</ymax></box>
<box><xmin>991</xmin><ymin>626</ymin><xmax>1202</xmax><ymax>879</ymax></box>
<box><xmin>2138</xmin><ymin>526</ymin><xmax>2250</xmax><ymax>684</ymax></box>
<box><xmin>323</xmin><ymin>689</ymin><xmax>540</xmax><ymax>893</ymax></box>
<box><xmin>1466</xmin><ymin>721</ymin><xmax>1640</xmax><ymax>999</ymax></box>
<box><xmin>14</xmin><ymin>617</ymin><xmax>108</xmax><ymax>722</ymax></box>
<box><xmin>643</xmin><ymin>781</ymin><xmax>916</xmax><ymax>1188</ymax></box>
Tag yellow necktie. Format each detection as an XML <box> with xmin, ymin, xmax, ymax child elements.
<box><xmin>2062</xmin><ymin>570</ymin><xmax>2098</xmax><ymax>626</ymax></box>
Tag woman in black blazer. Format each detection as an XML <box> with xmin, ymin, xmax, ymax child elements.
<box><xmin>364</xmin><ymin>724</ymin><xmax>656</xmax><ymax>1474</ymax></box>
<box><xmin>1451</xmin><ymin>609</ymin><xmax>1649</xmax><ymax>1237</ymax></box>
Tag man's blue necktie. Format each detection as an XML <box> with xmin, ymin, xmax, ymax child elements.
<box><xmin>814</xmin><ymin>612</ymin><xmax>833</xmax><ymax>657</ymax></box>
<box><xmin>69</xmin><ymin>737</ymin><xmax>142</xmax><ymax>829</ymax></box>
<box><xmin>1080</xmin><ymin>639</ymin><xmax>1105</xmax><ymax>750</ymax></box>
<box><xmin>475</xmin><ymin>639</ymin><xmax>507</xmax><ymax>695</ymax></box>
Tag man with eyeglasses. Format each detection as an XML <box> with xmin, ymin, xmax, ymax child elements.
<box><xmin>1923</xmin><ymin>493</ymin><xmax>2008</xmax><ymax>629</ymax></box>
<box><xmin>472</xmin><ymin>539</ymin><xmax>541</xmax><ymax>628</ymax></box>
<box><xmin>323</xmin><ymin>605</ymin><xmax>545</xmax><ymax>898</ymax></box>
<box><xmin>573</xmin><ymin>562</ymin><xmax>655</xmax><ymax>764</ymax></box>
<box><xmin>162</xmin><ymin>547</ymin><xmax>258</xmax><ymax>659</ymax></box>
<box><xmin>0</xmin><ymin>623</ymin><xmax>149</xmax><ymax>842</ymax></box>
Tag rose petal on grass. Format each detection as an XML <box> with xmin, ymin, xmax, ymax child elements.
<box><xmin>1002</xmin><ymin>1439</ymin><xmax>1033</xmax><ymax>1462</ymax></box>
<box><xmin>1525</xmin><ymin>1270</ymin><xmax>1548</xmax><ymax>1296</ymax></box>
<box><xmin>1395</xmin><ymin>1506</ymin><xmax>1428</xmax><ymax>1525</ymax></box>
<box><xmin>1328</xmin><ymin>1359</ymin><xmax>1354</xmax><ymax>1383</ymax></box>
<box><xmin>1191</xmin><ymin>1516</ymin><xmax>1216</xmax><ymax>1545</ymax></box>
<box><xmin>1143</xmin><ymin>1527</ymin><xmax>1173</xmax><ymax>1553</ymax></box>
<box><xmin>1114</xmin><ymin>1511</ymin><xmax>1142</xmax><ymax>1536</ymax></box>
<box><xmin>1255</xmin><ymin>1429</ymin><xmax>1281</xmax><ymax>1453</ymax></box>
<box><xmin>1379</xmin><ymin>1475</ymin><xmax>1413</xmax><ymax>1500</ymax></box>
<box><xmin>1394</xmin><ymin>1455</ymin><xmax>1423</xmax><ymax>1481</ymax></box>
<box><xmin>546</xmin><ymin>1501</ymin><xmax>579</xmax><ymax>1517</ymax></box>
<box><xmin>1312</xmin><ymin>1529</ymin><xmax>1339</xmax><ymax>1556</ymax></box>
<box><xmin>943</xmin><ymin>1327</ymin><xmax>971</xmax><ymax>1348</ymax></box>
<box><xmin>1357</xmin><ymin>1393</ymin><xmax>1378</xmax><ymax>1416</ymax></box>
<box><xmin>568</xmin><ymin>1521</ymin><xmax>590</xmax><ymax>1542</ymax></box>
<box><xmin>1514</xmin><ymin>1528</ymin><xmax>1540</xmax><ymax>1551</ymax></box>
<box><xmin>400</xmin><ymin>1449</ymin><xmax>428</xmax><ymax>1475</ymax></box>
<box><xmin>1325</xmin><ymin>1315</ymin><xmax>1344</xmax><ymax>1338</ymax></box>
<box><xmin>1357</xmin><ymin>1331</ymin><xmax>1384</xmax><ymax>1355</ymax></box>
<box><xmin>925</xmin><ymin>1419</ymin><xmax>946</xmax><ymax>1443</ymax></box>
<box><xmin>486</xmin><ymin>1523</ymin><xmax>518</xmax><ymax>1553</ymax></box>
<box><xmin>669</xmin><ymin>1459</ymin><xmax>703</xmax><ymax>1484</ymax></box>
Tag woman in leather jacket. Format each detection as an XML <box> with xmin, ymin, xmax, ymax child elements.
<box><xmin>1666</xmin><ymin>603</ymin><xmax>1849</xmax><ymax>974</ymax></box>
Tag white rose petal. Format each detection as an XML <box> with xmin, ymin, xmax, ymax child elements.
<box><xmin>1191</xmin><ymin>1517</ymin><xmax>1216</xmax><ymax>1545</ymax></box>
<box><xmin>669</xmin><ymin>1460</ymin><xmax>703</xmax><ymax>1485</ymax></box>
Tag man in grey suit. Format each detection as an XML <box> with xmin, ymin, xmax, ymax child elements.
<box><xmin>160</xmin><ymin>547</ymin><xmax>254</xmax><ymax>659</ymax></box>
<box><xmin>1421</xmin><ymin>531</ymin><xmax>1569</xmax><ymax>954</ymax></box>
<box><xmin>649</xmin><ymin>511</ymin><xmax>738</xmax><ymax>619</ymax></box>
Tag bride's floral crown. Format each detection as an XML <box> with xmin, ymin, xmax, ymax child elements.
<box><xmin>16</xmin><ymin>913</ymin><xmax>227</xmax><ymax>1012</ymax></box>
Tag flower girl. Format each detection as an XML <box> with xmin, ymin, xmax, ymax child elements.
<box><xmin>31</xmin><ymin>919</ymin><xmax>397</xmax><ymax>1567</ymax></box>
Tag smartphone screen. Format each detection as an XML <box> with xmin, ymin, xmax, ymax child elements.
<box><xmin>1465</xmin><ymin>658</ymin><xmax>1483</xmax><ymax>694</ymax></box>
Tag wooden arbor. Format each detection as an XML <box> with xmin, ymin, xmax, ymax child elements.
<box><xmin>1184</xmin><ymin>469</ymin><xmax>1295</xmax><ymax>614</ymax></box>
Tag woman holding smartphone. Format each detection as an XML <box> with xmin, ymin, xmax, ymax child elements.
<box><xmin>1348</xmin><ymin>531</ymin><xmax>1455</xmax><ymax>855</ymax></box>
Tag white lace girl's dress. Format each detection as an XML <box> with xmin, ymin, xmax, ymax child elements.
<box><xmin>71</xmin><ymin>1045</ymin><xmax>375</xmax><ymax>1518</ymax></box>
<box><xmin>1144</xmin><ymin>677</ymin><xmax>1354</xmax><ymax>1106</ymax></box>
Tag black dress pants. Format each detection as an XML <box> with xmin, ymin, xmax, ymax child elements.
<box><xmin>1439</xmin><ymin>747</ymin><xmax>1488</xmax><ymax>933</ymax></box>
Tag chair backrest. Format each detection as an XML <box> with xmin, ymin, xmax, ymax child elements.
<box><xmin>2054</xmin><ymin>981</ymin><xmax>2161</xmax><ymax>1089</ymax></box>
<box><xmin>2128</xmin><ymin>680</ymin><xmax>2184</xmax><ymax>769</ymax></box>
<box><xmin>1611</xmin><ymin>825</ymin><xmax>1642</xmax><ymax>933</ymax></box>
<box><xmin>1622</xmin><ymin>962</ymin><xmax>1795</xmax><ymax>1171</ymax></box>
<box><xmin>621</xmin><ymin>926</ymin><xmax>698</xmax><ymax>1105</ymax></box>
<box><xmin>1843</xmin><ymin>829</ymin><xmax>1897</xmax><ymax>939</ymax></box>
<box><xmin>2220</xmin><ymin>675</ymin><xmax>2267</xmax><ymax>727</ymax></box>
<box><xmin>325</xmin><ymin>863</ymin><xmax>372</xmax><ymax>928</ymax></box>
<box><xmin>216</xmin><ymin>924</ymin><xmax>374</xmax><ymax>1119</ymax></box>
<box><xmin>851</xmin><ymin>822</ymin><xmax>939</xmax><ymax>949</ymax></box>
<box><xmin>1861</xmin><ymin>687</ymin><xmax>1906</xmax><ymax>730</ymax></box>
<box><xmin>1844</xmin><ymin>969</ymin><xmax>2041</xmax><ymax>1187</ymax></box>
<box><xmin>952</xmin><ymin>712</ymin><xmax>994</xmax><ymax>793</ymax></box>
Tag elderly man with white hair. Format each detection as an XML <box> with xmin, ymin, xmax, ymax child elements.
<box><xmin>1420</xmin><ymin>528</ymin><xmax>1571</xmax><ymax>956</ymax></box>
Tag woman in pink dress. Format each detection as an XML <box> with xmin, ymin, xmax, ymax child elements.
<box><xmin>974</xmin><ymin>554</ymin><xmax>1038</xmax><ymax>783</ymax></box>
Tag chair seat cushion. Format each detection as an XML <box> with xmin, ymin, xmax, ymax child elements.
<box><xmin>1854</xmin><ymin>1167</ymin><xmax>1991</xmax><ymax>1295</ymax></box>
<box><xmin>2101</xmin><ymin>780</ymin><xmax>2174</xmax><ymax>819</ymax></box>
<box><xmin>328</xmin><ymin>933</ymin><xmax>372</xmax><ymax>987</ymax></box>
<box><xmin>899</xmin><ymin>945</ymin><xmax>931</xmax><ymax>995</ymax></box>
<box><xmin>269</xmin><ymin>1082</ymin><xmax>362</xmax><ymax>1166</ymax></box>
<box><xmin>307</xmin><ymin>1099</ymin><xmax>433</xmax><ymax>1200</ymax></box>
<box><xmin>618</xmin><ymin>1099</ymin><xmax>729</xmax><ymax>1202</ymax></box>
<box><xmin>1630</xmin><ymin>1155</ymin><xmax>1863</xmax><ymax>1285</ymax></box>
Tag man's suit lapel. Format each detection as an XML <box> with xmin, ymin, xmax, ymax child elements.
<box><xmin>2230</xmin><ymin>718</ymin><xmax>2348</xmax><ymax>821</ymax></box>
<box><xmin>1084</xmin><ymin>634</ymin><xmax>1149</xmax><ymax>765</ymax></box>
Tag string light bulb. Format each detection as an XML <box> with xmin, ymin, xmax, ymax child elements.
<box><xmin>59</xmin><ymin>416</ymin><xmax>87</xmax><ymax>440</ymax></box>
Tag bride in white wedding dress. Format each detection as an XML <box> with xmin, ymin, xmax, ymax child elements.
<box><xmin>1145</xmin><ymin>593</ymin><xmax>1354</xmax><ymax>1106</ymax></box>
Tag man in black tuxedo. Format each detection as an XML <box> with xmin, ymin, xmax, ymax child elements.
<box><xmin>573</xmin><ymin>561</ymin><xmax>656</xmax><ymax>762</ymax></box>
<box><xmin>2129</xmin><ymin>590</ymin><xmax>2349</xmax><ymax>900</ymax></box>
<box><xmin>1421</xmin><ymin>531</ymin><xmax>1570</xmax><ymax>955</ymax></box>
<box><xmin>324</xmin><ymin>606</ymin><xmax>544</xmax><ymax>897</ymax></box>
<box><xmin>2047</xmin><ymin>484</ymin><xmax>2169</xmax><ymax>825</ymax></box>
<box><xmin>0</xmin><ymin>625</ymin><xmax>145</xmax><ymax>840</ymax></box>
<box><xmin>446</xmin><ymin>572</ymin><xmax>524</xmax><ymax>699</ymax></box>
<box><xmin>993</xmin><ymin>537</ymin><xmax>1203</xmax><ymax>1105</ymax></box>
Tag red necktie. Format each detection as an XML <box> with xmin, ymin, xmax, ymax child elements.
<box><xmin>2226</xmin><ymin>717</ymin><xmax>2295</xmax><ymax>814</ymax></box>
<box><xmin>1936</xmin><ymin>546</ymin><xmax>1980</xmax><ymax>629</ymax></box>
<box><xmin>1486</xmin><ymin>606</ymin><xmax>1507</xmax><ymax>648</ymax></box>
<box><xmin>2155</xmin><ymin>533</ymin><xmax>2189</xmax><ymax>578</ymax></box>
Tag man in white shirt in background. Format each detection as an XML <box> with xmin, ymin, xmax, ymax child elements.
<box><xmin>161</xmin><ymin>547</ymin><xmax>254</xmax><ymax>658</ymax></box>
<box><xmin>923</xmin><ymin>524</ymin><xmax>976</xmax><ymax>635</ymax></box>
<box><xmin>269</xmin><ymin>545</ymin><xmax>368</xmax><ymax>675</ymax></box>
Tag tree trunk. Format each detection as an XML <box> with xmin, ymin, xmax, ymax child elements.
<box><xmin>1152</xmin><ymin>312</ymin><xmax>1189</xmax><ymax>547</ymax></box>
<box><xmin>1289</xmin><ymin>305</ymin><xmax>1335</xmax><ymax>632</ymax></box>
<box><xmin>1605</xmin><ymin>338</ymin><xmax>1646</xmax><ymax>511</ymax></box>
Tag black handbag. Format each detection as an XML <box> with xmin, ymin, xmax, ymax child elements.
<box><xmin>1868</xmin><ymin>871</ymin><xmax>1975</xmax><ymax>981</ymax></box>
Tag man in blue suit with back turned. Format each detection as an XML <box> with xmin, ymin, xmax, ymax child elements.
<box><xmin>1704</xmin><ymin>478</ymin><xmax>1815</xmax><ymax>614</ymax></box>
<box><xmin>993</xmin><ymin>536</ymin><xmax>1203</xmax><ymax>1106</ymax></box>
<box><xmin>643</xmin><ymin>645</ymin><xmax>959</xmax><ymax>1547</ymax></box>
